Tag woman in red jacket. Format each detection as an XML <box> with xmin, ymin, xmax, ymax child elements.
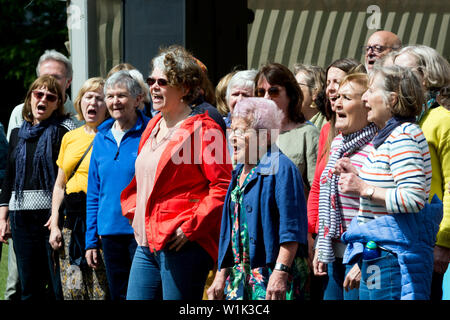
<box><xmin>120</xmin><ymin>45</ymin><xmax>232</xmax><ymax>300</ymax></box>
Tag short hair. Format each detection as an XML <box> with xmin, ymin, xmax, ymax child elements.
<box><xmin>215</xmin><ymin>71</ymin><xmax>237</xmax><ymax>116</ymax></box>
<box><xmin>23</xmin><ymin>75</ymin><xmax>65</xmax><ymax>123</ymax></box>
<box><xmin>339</xmin><ymin>73</ymin><xmax>369</xmax><ymax>95</ymax></box>
<box><xmin>232</xmin><ymin>97</ymin><xmax>284</xmax><ymax>134</ymax></box>
<box><xmin>36</xmin><ymin>49</ymin><xmax>72</xmax><ymax>79</ymax></box>
<box><xmin>373</xmin><ymin>49</ymin><xmax>398</xmax><ymax>69</ymax></box>
<box><xmin>107</xmin><ymin>62</ymin><xmax>136</xmax><ymax>78</ymax></box>
<box><xmin>74</xmin><ymin>77</ymin><xmax>106</xmax><ymax>121</ymax></box>
<box><xmin>293</xmin><ymin>63</ymin><xmax>328</xmax><ymax>118</ymax></box>
<box><xmin>226</xmin><ymin>69</ymin><xmax>258</xmax><ymax>105</ymax></box>
<box><xmin>371</xmin><ymin>65</ymin><xmax>424</xmax><ymax>118</ymax></box>
<box><xmin>104</xmin><ymin>70</ymin><xmax>142</xmax><ymax>98</ymax></box>
<box><xmin>438</xmin><ymin>85</ymin><xmax>450</xmax><ymax>109</ymax></box>
<box><xmin>151</xmin><ymin>45</ymin><xmax>203</xmax><ymax>105</ymax></box>
<box><xmin>394</xmin><ymin>45</ymin><xmax>450</xmax><ymax>90</ymax></box>
<box><xmin>255</xmin><ymin>62</ymin><xmax>305</xmax><ymax>124</ymax></box>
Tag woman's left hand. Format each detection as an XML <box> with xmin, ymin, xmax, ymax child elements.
<box><xmin>343</xmin><ymin>264</ymin><xmax>361</xmax><ymax>292</ymax></box>
<box><xmin>266</xmin><ymin>270</ymin><xmax>289</xmax><ymax>300</ymax></box>
<box><xmin>168</xmin><ymin>227</ymin><xmax>189</xmax><ymax>251</ymax></box>
<box><xmin>338</xmin><ymin>172</ymin><xmax>366</xmax><ymax>196</ymax></box>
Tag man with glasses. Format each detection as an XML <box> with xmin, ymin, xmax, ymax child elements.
<box><xmin>6</xmin><ymin>49</ymin><xmax>82</xmax><ymax>140</ymax></box>
<box><xmin>364</xmin><ymin>30</ymin><xmax>402</xmax><ymax>71</ymax></box>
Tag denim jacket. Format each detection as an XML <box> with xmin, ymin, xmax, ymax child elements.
<box><xmin>217</xmin><ymin>149</ymin><xmax>308</xmax><ymax>269</ymax></box>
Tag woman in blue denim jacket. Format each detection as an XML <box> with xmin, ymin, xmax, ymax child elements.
<box><xmin>207</xmin><ymin>97</ymin><xmax>309</xmax><ymax>300</ymax></box>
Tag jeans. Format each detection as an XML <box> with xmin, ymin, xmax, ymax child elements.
<box><xmin>359</xmin><ymin>250</ymin><xmax>401</xmax><ymax>300</ymax></box>
<box><xmin>127</xmin><ymin>242</ymin><xmax>213</xmax><ymax>300</ymax></box>
<box><xmin>101</xmin><ymin>234</ymin><xmax>137</xmax><ymax>300</ymax></box>
<box><xmin>323</xmin><ymin>258</ymin><xmax>359</xmax><ymax>300</ymax></box>
<box><xmin>10</xmin><ymin>210</ymin><xmax>63</xmax><ymax>300</ymax></box>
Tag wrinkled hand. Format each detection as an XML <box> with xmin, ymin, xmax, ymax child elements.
<box><xmin>334</xmin><ymin>157</ymin><xmax>358</xmax><ymax>175</ymax></box>
<box><xmin>433</xmin><ymin>245</ymin><xmax>450</xmax><ymax>274</ymax></box>
<box><xmin>312</xmin><ymin>249</ymin><xmax>328</xmax><ymax>276</ymax></box>
<box><xmin>168</xmin><ymin>227</ymin><xmax>189</xmax><ymax>251</ymax></box>
<box><xmin>0</xmin><ymin>218</ymin><xmax>11</xmax><ymax>244</ymax></box>
<box><xmin>86</xmin><ymin>248</ymin><xmax>99</xmax><ymax>269</ymax></box>
<box><xmin>343</xmin><ymin>264</ymin><xmax>361</xmax><ymax>291</ymax></box>
<box><xmin>338</xmin><ymin>172</ymin><xmax>365</xmax><ymax>195</ymax></box>
<box><xmin>207</xmin><ymin>270</ymin><xmax>227</xmax><ymax>300</ymax></box>
<box><xmin>266</xmin><ymin>270</ymin><xmax>289</xmax><ymax>300</ymax></box>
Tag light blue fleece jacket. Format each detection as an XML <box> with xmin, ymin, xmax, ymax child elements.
<box><xmin>85</xmin><ymin>110</ymin><xmax>149</xmax><ymax>249</ymax></box>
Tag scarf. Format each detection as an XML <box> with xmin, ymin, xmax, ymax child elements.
<box><xmin>317</xmin><ymin>123</ymin><xmax>378</xmax><ymax>263</ymax></box>
<box><xmin>372</xmin><ymin>116</ymin><xmax>416</xmax><ymax>149</ymax></box>
<box><xmin>15</xmin><ymin>115</ymin><xmax>61</xmax><ymax>201</ymax></box>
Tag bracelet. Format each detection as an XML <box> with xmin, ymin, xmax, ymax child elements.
<box><xmin>274</xmin><ymin>262</ymin><xmax>291</xmax><ymax>273</ymax></box>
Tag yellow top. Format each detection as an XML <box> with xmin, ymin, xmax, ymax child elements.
<box><xmin>56</xmin><ymin>125</ymin><xmax>96</xmax><ymax>194</ymax></box>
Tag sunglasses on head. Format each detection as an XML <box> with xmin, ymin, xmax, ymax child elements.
<box><xmin>146</xmin><ymin>77</ymin><xmax>168</xmax><ymax>87</ymax></box>
<box><xmin>256</xmin><ymin>86</ymin><xmax>280</xmax><ymax>98</ymax></box>
<box><xmin>32</xmin><ymin>90</ymin><xmax>58</xmax><ymax>103</ymax></box>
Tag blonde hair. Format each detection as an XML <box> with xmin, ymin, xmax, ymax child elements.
<box><xmin>215</xmin><ymin>71</ymin><xmax>237</xmax><ymax>116</ymax></box>
<box><xmin>73</xmin><ymin>77</ymin><xmax>106</xmax><ymax>121</ymax></box>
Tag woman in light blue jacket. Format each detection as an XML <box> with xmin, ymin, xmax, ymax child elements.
<box><xmin>85</xmin><ymin>71</ymin><xmax>149</xmax><ymax>300</ymax></box>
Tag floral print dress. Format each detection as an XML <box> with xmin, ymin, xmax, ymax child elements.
<box><xmin>224</xmin><ymin>167</ymin><xmax>309</xmax><ymax>300</ymax></box>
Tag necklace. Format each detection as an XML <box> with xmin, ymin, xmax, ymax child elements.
<box><xmin>150</xmin><ymin>118</ymin><xmax>181</xmax><ymax>151</ymax></box>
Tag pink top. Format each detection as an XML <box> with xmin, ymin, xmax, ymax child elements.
<box><xmin>133</xmin><ymin>119</ymin><xmax>174</xmax><ymax>247</ymax></box>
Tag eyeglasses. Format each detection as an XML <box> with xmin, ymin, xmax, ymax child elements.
<box><xmin>363</xmin><ymin>45</ymin><xmax>395</xmax><ymax>54</ymax></box>
<box><xmin>146</xmin><ymin>77</ymin><xmax>168</xmax><ymax>87</ymax></box>
<box><xmin>229</xmin><ymin>128</ymin><xmax>251</xmax><ymax>138</ymax></box>
<box><xmin>32</xmin><ymin>90</ymin><xmax>58</xmax><ymax>103</ymax></box>
<box><xmin>255</xmin><ymin>86</ymin><xmax>281</xmax><ymax>98</ymax></box>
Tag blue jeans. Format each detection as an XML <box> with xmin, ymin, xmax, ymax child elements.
<box><xmin>10</xmin><ymin>210</ymin><xmax>62</xmax><ymax>300</ymax></box>
<box><xmin>323</xmin><ymin>258</ymin><xmax>359</xmax><ymax>300</ymax></box>
<box><xmin>101</xmin><ymin>234</ymin><xmax>137</xmax><ymax>300</ymax></box>
<box><xmin>127</xmin><ymin>242</ymin><xmax>213</xmax><ymax>300</ymax></box>
<box><xmin>359</xmin><ymin>250</ymin><xmax>401</xmax><ymax>300</ymax></box>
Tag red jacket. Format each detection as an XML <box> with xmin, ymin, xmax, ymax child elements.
<box><xmin>120</xmin><ymin>112</ymin><xmax>232</xmax><ymax>260</ymax></box>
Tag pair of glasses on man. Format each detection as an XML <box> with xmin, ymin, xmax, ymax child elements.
<box><xmin>32</xmin><ymin>90</ymin><xmax>58</xmax><ymax>102</ymax></box>
<box><xmin>362</xmin><ymin>45</ymin><xmax>395</xmax><ymax>54</ymax></box>
<box><xmin>255</xmin><ymin>86</ymin><xmax>281</xmax><ymax>98</ymax></box>
<box><xmin>146</xmin><ymin>77</ymin><xmax>168</xmax><ymax>87</ymax></box>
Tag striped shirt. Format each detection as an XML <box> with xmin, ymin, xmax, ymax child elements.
<box><xmin>325</xmin><ymin>134</ymin><xmax>374</xmax><ymax>229</ymax></box>
<box><xmin>358</xmin><ymin>123</ymin><xmax>432</xmax><ymax>224</ymax></box>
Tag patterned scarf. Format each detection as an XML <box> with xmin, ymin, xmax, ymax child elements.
<box><xmin>15</xmin><ymin>115</ymin><xmax>60</xmax><ymax>201</ymax></box>
<box><xmin>372</xmin><ymin>116</ymin><xmax>416</xmax><ymax>149</ymax></box>
<box><xmin>317</xmin><ymin>123</ymin><xmax>378</xmax><ymax>263</ymax></box>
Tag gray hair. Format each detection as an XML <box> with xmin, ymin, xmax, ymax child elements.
<box><xmin>36</xmin><ymin>49</ymin><xmax>73</xmax><ymax>79</ymax></box>
<box><xmin>104</xmin><ymin>70</ymin><xmax>142</xmax><ymax>98</ymax></box>
<box><xmin>232</xmin><ymin>97</ymin><xmax>284</xmax><ymax>132</ymax></box>
<box><xmin>226</xmin><ymin>69</ymin><xmax>258</xmax><ymax>105</ymax></box>
<box><xmin>394</xmin><ymin>45</ymin><xmax>450</xmax><ymax>90</ymax></box>
<box><xmin>293</xmin><ymin>63</ymin><xmax>326</xmax><ymax>95</ymax></box>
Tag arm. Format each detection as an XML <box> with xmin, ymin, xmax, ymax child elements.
<box><xmin>0</xmin><ymin>206</ymin><xmax>10</xmax><ymax>243</ymax></box>
<box><xmin>46</xmin><ymin>168</ymin><xmax>66</xmax><ymax>250</ymax></box>
<box><xmin>207</xmin><ymin>267</ymin><xmax>231</xmax><ymax>300</ymax></box>
<box><xmin>266</xmin><ymin>242</ymin><xmax>298</xmax><ymax>300</ymax></box>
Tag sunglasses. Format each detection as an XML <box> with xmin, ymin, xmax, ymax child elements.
<box><xmin>362</xmin><ymin>45</ymin><xmax>395</xmax><ymax>54</ymax></box>
<box><xmin>32</xmin><ymin>90</ymin><xmax>58</xmax><ymax>103</ymax></box>
<box><xmin>255</xmin><ymin>87</ymin><xmax>281</xmax><ymax>98</ymax></box>
<box><xmin>146</xmin><ymin>77</ymin><xmax>168</xmax><ymax>87</ymax></box>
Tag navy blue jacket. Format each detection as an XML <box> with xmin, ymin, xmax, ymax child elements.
<box><xmin>217</xmin><ymin>149</ymin><xmax>308</xmax><ymax>269</ymax></box>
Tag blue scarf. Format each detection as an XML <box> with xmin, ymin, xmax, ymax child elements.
<box><xmin>15</xmin><ymin>115</ymin><xmax>61</xmax><ymax>200</ymax></box>
<box><xmin>372</xmin><ymin>116</ymin><xmax>416</xmax><ymax>149</ymax></box>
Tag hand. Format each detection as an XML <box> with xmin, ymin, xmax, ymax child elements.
<box><xmin>266</xmin><ymin>270</ymin><xmax>289</xmax><ymax>300</ymax></box>
<box><xmin>207</xmin><ymin>269</ymin><xmax>228</xmax><ymax>300</ymax></box>
<box><xmin>334</xmin><ymin>157</ymin><xmax>358</xmax><ymax>175</ymax></box>
<box><xmin>433</xmin><ymin>245</ymin><xmax>450</xmax><ymax>274</ymax></box>
<box><xmin>86</xmin><ymin>248</ymin><xmax>99</xmax><ymax>269</ymax></box>
<box><xmin>49</xmin><ymin>226</ymin><xmax>63</xmax><ymax>250</ymax></box>
<box><xmin>338</xmin><ymin>172</ymin><xmax>366</xmax><ymax>196</ymax></box>
<box><xmin>343</xmin><ymin>264</ymin><xmax>361</xmax><ymax>291</ymax></box>
<box><xmin>312</xmin><ymin>249</ymin><xmax>328</xmax><ymax>276</ymax></box>
<box><xmin>168</xmin><ymin>227</ymin><xmax>189</xmax><ymax>251</ymax></box>
<box><xmin>0</xmin><ymin>218</ymin><xmax>11</xmax><ymax>244</ymax></box>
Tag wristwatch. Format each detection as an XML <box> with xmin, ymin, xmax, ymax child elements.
<box><xmin>274</xmin><ymin>263</ymin><xmax>291</xmax><ymax>273</ymax></box>
<box><xmin>365</xmin><ymin>187</ymin><xmax>375</xmax><ymax>200</ymax></box>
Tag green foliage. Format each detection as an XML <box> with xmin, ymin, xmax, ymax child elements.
<box><xmin>0</xmin><ymin>0</ymin><xmax>69</xmax><ymax>90</ymax></box>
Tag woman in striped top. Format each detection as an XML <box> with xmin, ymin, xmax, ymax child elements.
<box><xmin>337</xmin><ymin>65</ymin><xmax>431</xmax><ymax>300</ymax></box>
<box><xmin>314</xmin><ymin>73</ymin><xmax>378</xmax><ymax>300</ymax></box>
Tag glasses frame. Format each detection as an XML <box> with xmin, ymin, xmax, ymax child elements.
<box><xmin>255</xmin><ymin>86</ymin><xmax>281</xmax><ymax>98</ymax></box>
<box><xmin>146</xmin><ymin>77</ymin><xmax>168</xmax><ymax>87</ymax></box>
<box><xmin>32</xmin><ymin>90</ymin><xmax>58</xmax><ymax>103</ymax></box>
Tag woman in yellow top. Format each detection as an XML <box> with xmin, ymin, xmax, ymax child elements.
<box><xmin>47</xmin><ymin>77</ymin><xmax>109</xmax><ymax>299</ymax></box>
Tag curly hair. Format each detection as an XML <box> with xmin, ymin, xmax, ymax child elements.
<box><xmin>151</xmin><ymin>45</ymin><xmax>203</xmax><ymax>105</ymax></box>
